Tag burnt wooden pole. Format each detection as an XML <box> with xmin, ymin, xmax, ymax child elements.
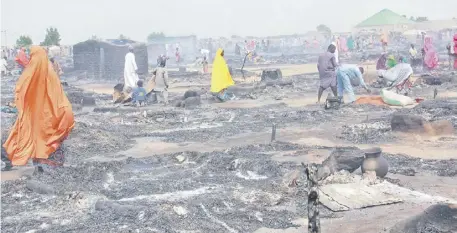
<box><xmin>303</xmin><ymin>162</ymin><xmax>320</xmax><ymax>233</ymax></box>
<box><xmin>271</xmin><ymin>123</ymin><xmax>277</xmax><ymax>142</ymax></box>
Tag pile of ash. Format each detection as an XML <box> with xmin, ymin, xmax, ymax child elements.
<box><xmin>339</xmin><ymin>121</ymin><xmax>393</xmax><ymax>143</ymax></box>
<box><xmin>398</xmin><ymin>99</ymin><xmax>457</xmax><ymax>127</ymax></box>
<box><xmin>384</xmin><ymin>153</ymin><xmax>457</xmax><ymax>177</ymax></box>
<box><xmin>2</xmin><ymin>142</ymin><xmax>338</xmax><ymax>233</ymax></box>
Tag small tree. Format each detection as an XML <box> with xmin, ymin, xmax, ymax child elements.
<box><xmin>16</xmin><ymin>35</ymin><xmax>33</xmax><ymax>48</ymax></box>
<box><xmin>316</xmin><ymin>24</ymin><xmax>332</xmax><ymax>38</ymax></box>
<box><xmin>118</xmin><ymin>34</ymin><xmax>129</xmax><ymax>40</ymax></box>
<box><xmin>409</xmin><ymin>16</ymin><xmax>416</xmax><ymax>21</ymax></box>
<box><xmin>147</xmin><ymin>32</ymin><xmax>165</xmax><ymax>41</ymax></box>
<box><xmin>41</xmin><ymin>27</ymin><xmax>61</xmax><ymax>46</ymax></box>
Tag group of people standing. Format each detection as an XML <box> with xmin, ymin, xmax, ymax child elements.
<box><xmin>409</xmin><ymin>33</ymin><xmax>457</xmax><ymax>71</ymax></box>
<box><xmin>123</xmin><ymin>46</ymin><xmax>169</xmax><ymax>106</ymax></box>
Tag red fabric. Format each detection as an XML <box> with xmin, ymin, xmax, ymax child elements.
<box><xmin>15</xmin><ymin>49</ymin><xmax>29</xmax><ymax>67</ymax></box>
<box><xmin>423</xmin><ymin>36</ymin><xmax>438</xmax><ymax>69</ymax></box>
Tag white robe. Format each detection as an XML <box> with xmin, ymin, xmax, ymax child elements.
<box><xmin>124</xmin><ymin>52</ymin><xmax>139</xmax><ymax>88</ymax></box>
<box><xmin>332</xmin><ymin>42</ymin><xmax>339</xmax><ymax>64</ymax></box>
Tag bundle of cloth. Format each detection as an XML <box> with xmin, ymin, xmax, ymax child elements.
<box><xmin>377</xmin><ymin>63</ymin><xmax>413</xmax><ymax>87</ymax></box>
<box><xmin>376</xmin><ymin>54</ymin><xmax>397</xmax><ymax>77</ymax></box>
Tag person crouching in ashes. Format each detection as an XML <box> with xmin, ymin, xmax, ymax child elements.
<box><xmin>132</xmin><ymin>80</ymin><xmax>147</xmax><ymax>107</ymax></box>
<box><xmin>3</xmin><ymin>46</ymin><xmax>74</xmax><ymax>174</ymax></box>
<box><xmin>336</xmin><ymin>64</ymin><xmax>371</xmax><ymax>104</ymax></box>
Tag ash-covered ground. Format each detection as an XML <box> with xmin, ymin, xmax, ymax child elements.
<box><xmin>2</xmin><ymin>66</ymin><xmax>457</xmax><ymax>232</ymax></box>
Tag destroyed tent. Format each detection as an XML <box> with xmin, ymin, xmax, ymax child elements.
<box><xmin>73</xmin><ymin>39</ymin><xmax>148</xmax><ymax>80</ymax></box>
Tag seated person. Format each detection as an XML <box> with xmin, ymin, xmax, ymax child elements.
<box><xmin>132</xmin><ymin>80</ymin><xmax>147</xmax><ymax>106</ymax></box>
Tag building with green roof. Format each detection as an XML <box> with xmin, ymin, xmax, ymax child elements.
<box><xmin>354</xmin><ymin>9</ymin><xmax>416</xmax><ymax>32</ymax></box>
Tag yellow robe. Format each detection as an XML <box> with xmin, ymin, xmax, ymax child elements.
<box><xmin>210</xmin><ymin>48</ymin><xmax>234</xmax><ymax>93</ymax></box>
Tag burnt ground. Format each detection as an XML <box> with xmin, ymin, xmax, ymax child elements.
<box><xmin>1</xmin><ymin>65</ymin><xmax>457</xmax><ymax>233</ymax></box>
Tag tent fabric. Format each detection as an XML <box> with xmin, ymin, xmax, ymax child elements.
<box><xmin>355</xmin><ymin>96</ymin><xmax>387</xmax><ymax>106</ymax></box>
<box><xmin>356</xmin><ymin>9</ymin><xmax>415</xmax><ymax>28</ymax></box>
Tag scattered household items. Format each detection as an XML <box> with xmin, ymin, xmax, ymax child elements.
<box><xmin>260</xmin><ymin>69</ymin><xmax>282</xmax><ymax>82</ymax></box>
<box><xmin>361</xmin><ymin>147</ymin><xmax>389</xmax><ymax>178</ymax></box>
<box><xmin>377</xmin><ymin>63</ymin><xmax>413</xmax><ymax>94</ymax></box>
<box><xmin>318</xmin><ymin>182</ymin><xmax>402</xmax><ymax>212</ymax></box>
<box><xmin>354</xmin><ymin>96</ymin><xmax>387</xmax><ymax>106</ymax></box>
<box><xmin>113</xmin><ymin>83</ymin><xmax>132</xmax><ymax>104</ymax></box>
<box><xmin>324</xmin><ymin>93</ymin><xmax>343</xmax><ymax>110</ymax></box>
<box><xmin>317</xmin><ymin>147</ymin><xmax>365</xmax><ymax>181</ymax></box>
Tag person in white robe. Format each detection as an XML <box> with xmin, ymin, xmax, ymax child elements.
<box><xmin>124</xmin><ymin>46</ymin><xmax>139</xmax><ymax>89</ymax></box>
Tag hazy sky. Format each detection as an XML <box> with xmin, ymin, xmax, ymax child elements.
<box><xmin>1</xmin><ymin>0</ymin><xmax>456</xmax><ymax>45</ymax></box>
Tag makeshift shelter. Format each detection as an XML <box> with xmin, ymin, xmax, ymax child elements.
<box><xmin>354</xmin><ymin>9</ymin><xmax>415</xmax><ymax>32</ymax></box>
<box><xmin>73</xmin><ymin>39</ymin><xmax>148</xmax><ymax>80</ymax></box>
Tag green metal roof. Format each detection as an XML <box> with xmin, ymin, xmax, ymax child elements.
<box><xmin>356</xmin><ymin>9</ymin><xmax>415</xmax><ymax>27</ymax></box>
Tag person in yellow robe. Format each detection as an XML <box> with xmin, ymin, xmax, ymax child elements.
<box><xmin>211</xmin><ymin>48</ymin><xmax>235</xmax><ymax>101</ymax></box>
<box><xmin>3</xmin><ymin>46</ymin><xmax>74</xmax><ymax>173</ymax></box>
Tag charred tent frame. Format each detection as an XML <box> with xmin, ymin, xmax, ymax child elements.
<box><xmin>73</xmin><ymin>39</ymin><xmax>148</xmax><ymax>80</ymax></box>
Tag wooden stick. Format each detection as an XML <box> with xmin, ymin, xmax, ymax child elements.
<box><xmin>271</xmin><ymin>123</ymin><xmax>276</xmax><ymax>142</ymax></box>
<box><xmin>303</xmin><ymin>163</ymin><xmax>320</xmax><ymax>233</ymax></box>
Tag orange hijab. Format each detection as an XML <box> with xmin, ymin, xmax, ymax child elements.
<box><xmin>3</xmin><ymin>46</ymin><xmax>75</xmax><ymax>166</ymax></box>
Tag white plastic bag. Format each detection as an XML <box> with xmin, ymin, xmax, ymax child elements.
<box><xmin>381</xmin><ymin>89</ymin><xmax>415</xmax><ymax>106</ymax></box>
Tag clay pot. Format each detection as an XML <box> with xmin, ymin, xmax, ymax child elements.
<box><xmin>361</xmin><ymin>147</ymin><xmax>389</xmax><ymax>178</ymax></box>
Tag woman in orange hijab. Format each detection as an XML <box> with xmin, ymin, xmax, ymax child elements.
<box><xmin>3</xmin><ymin>46</ymin><xmax>74</xmax><ymax>172</ymax></box>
